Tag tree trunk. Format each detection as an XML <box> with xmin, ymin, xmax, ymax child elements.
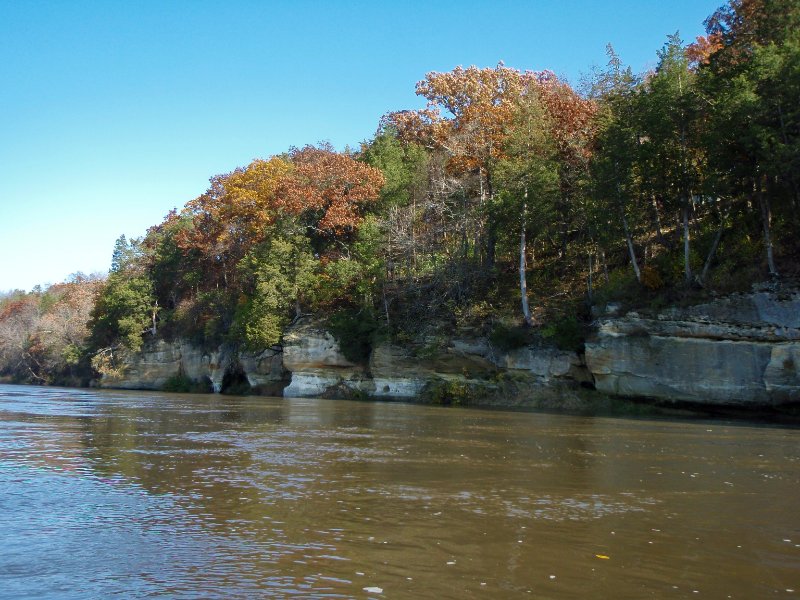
<box><xmin>412</xmin><ymin>195</ymin><xmax>417</xmax><ymax>270</ymax></box>
<box><xmin>151</xmin><ymin>300</ymin><xmax>158</xmax><ymax>336</ymax></box>
<box><xmin>682</xmin><ymin>202</ymin><xmax>692</xmax><ymax>284</ymax></box>
<box><xmin>700</xmin><ymin>200</ymin><xmax>728</xmax><ymax>285</ymax></box>
<box><xmin>615</xmin><ymin>163</ymin><xmax>640</xmax><ymax>282</ymax></box>
<box><xmin>700</xmin><ymin>225</ymin><xmax>724</xmax><ymax>285</ymax></box>
<box><xmin>520</xmin><ymin>191</ymin><xmax>532</xmax><ymax>326</ymax></box>
<box><xmin>587</xmin><ymin>252</ymin><xmax>593</xmax><ymax>304</ymax></box>
<box><xmin>621</xmin><ymin>209</ymin><xmax>641</xmax><ymax>282</ymax></box>
<box><xmin>460</xmin><ymin>193</ymin><xmax>468</xmax><ymax>262</ymax></box>
<box><xmin>382</xmin><ymin>284</ymin><xmax>391</xmax><ymax>328</ymax></box>
<box><xmin>757</xmin><ymin>176</ymin><xmax>779</xmax><ymax>277</ymax></box>
<box><xmin>651</xmin><ymin>195</ymin><xmax>667</xmax><ymax>246</ymax></box>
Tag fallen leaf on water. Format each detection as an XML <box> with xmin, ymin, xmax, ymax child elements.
<box><xmin>595</xmin><ymin>554</ymin><xmax>610</xmax><ymax>560</ymax></box>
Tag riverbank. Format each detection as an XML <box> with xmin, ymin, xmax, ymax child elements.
<box><xmin>89</xmin><ymin>287</ymin><xmax>800</xmax><ymax>416</ymax></box>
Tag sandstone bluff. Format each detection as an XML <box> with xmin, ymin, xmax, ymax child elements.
<box><xmin>98</xmin><ymin>288</ymin><xmax>800</xmax><ymax>408</ymax></box>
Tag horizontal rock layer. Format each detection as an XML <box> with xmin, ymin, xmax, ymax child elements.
<box><xmin>585</xmin><ymin>290</ymin><xmax>800</xmax><ymax>405</ymax></box>
<box><xmin>281</xmin><ymin>318</ymin><xmax>590</xmax><ymax>401</ymax></box>
<box><xmin>100</xmin><ymin>289</ymin><xmax>800</xmax><ymax>408</ymax></box>
<box><xmin>99</xmin><ymin>340</ymin><xmax>285</xmax><ymax>394</ymax></box>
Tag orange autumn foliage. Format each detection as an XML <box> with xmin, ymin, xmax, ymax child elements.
<box><xmin>686</xmin><ymin>34</ymin><xmax>724</xmax><ymax>67</ymax></box>
<box><xmin>389</xmin><ymin>64</ymin><xmax>596</xmax><ymax>181</ymax></box>
<box><xmin>277</xmin><ymin>145</ymin><xmax>385</xmax><ymax>234</ymax></box>
<box><xmin>389</xmin><ymin>64</ymin><xmax>538</xmax><ymax>177</ymax></box>
<box><xmin>179</xmin><ymin>156</ymin><xmax>292</xmax><ymax>261</ymax></box>
<box><xmin>535</xmin><ymin>72</ymin><xmax>598</xmax><ymax>168</ymax></box>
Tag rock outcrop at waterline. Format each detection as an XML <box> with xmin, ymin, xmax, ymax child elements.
<box><xmin>98</xmin><ymin>288</ymin><xmax>800</xmax><ymax>408</ymax></box>
<box><xmin>97</xmin><ymin>340</ymin><xmax>286</xmax><ymax>395</ymax></box>
<box><xmin>281</xmin><ymin>319</ymin><xmax>592</xmax><ymax>403</ymax></box>
<box><xmin>585</xmin><ymin>290</ymin><xmax>800</xmax><ymax>405</ymax></box>
<box><xmin>281</xmin><ymin>321</ymin><xmax>367</xmax><ymax>397</ymax></box>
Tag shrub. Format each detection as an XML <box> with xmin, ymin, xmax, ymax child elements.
<box><xmin>424</xmin><ymin>378</ymin><xmax>475</xmax><ymax>406</ymax></box>
<box><xmin>641</xmin><ymin>265</ymin><xmax>664</xmax><ymax>290</ymax></box>
<box><xmin>489</xmin><ymin>323</ymin><xmax>530</xmax><ymax>351</ymax></box>
<box><xmin>541</xmin><ymin>314</ymin><xmax>584</xmax><ymax>352</ymax></box>
<box><xmin>327</xmin><ymin>308</ymin><xmax>379</xmax><ymax>363</ymax></box>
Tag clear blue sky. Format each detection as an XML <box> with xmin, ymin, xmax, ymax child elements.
<box><xmin>0</xmin><ymin>0</ymin><xmax>721</xmax><ymax>292</ymax></box>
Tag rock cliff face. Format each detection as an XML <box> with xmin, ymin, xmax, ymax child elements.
<box><xmin>281</xmin><ymin>319</ymin><xmax>591</xmax><ymax>402</ymax></box>
<box><xmin>238</xmin><ymin>348</ymin><xmax>286</xmax><ymax>394</ymax></box>
<box><xmin>100</xmin><ymin>289</ymin><xmax>800</xmax><ymax>408</ymax></box>
<box><xmin>585</xmin><ymin>290</ymin><xmax>800</xmax><ymax>405</ymax></box>
<box><xmin>98</xmin><ymin>339</ymin><xmax>286</xmax><ymax>394</ymax></box>
<box><xmin>281</xmin><ymin>321</ymin><xmax>368</xmax><ymax>397</ymax></box>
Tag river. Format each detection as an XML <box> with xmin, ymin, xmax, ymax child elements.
<box><xmin>0</xmin><ymin>384</ymin><xmax>798</xmax><ymax>598</ymax></box>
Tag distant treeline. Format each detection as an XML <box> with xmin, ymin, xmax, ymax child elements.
<box><xmin>2</xmin><ymin>0</ymin><xmax>798</xmax><ymax>384</ymax></box>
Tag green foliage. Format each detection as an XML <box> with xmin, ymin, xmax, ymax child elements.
<box><xmin>488</xmin><ymin>323</ymin><xmax>531</xmax><ymax>351</ymax></box>
<box><xmin>233</xmin><ymin>223</ymin><xmax>317</xmax><ymax>350</ymax></box>
<box><xmin>665</xmin><ymin>247</ymin><xmax>703</xmax><ymax>286</ymax></box>
<box><xmin>89</xmin><ymin>273</ymin><xmax>154</xmax><ymax>353</ymax></box>
<box><xmin>708</xmin><ymin>233</ymin><xmax>764</xmax><ymax>292</ymax></box>
<box><xmin>361</xmin><ymin>126</ymin><xmax>428</xmax><ymax>209</ymax></box>
<box><xmin>110</xmin><ymin>234</ymin><xmax>144</xmax><ymax>273</ymax></box>
<box><xmin>144</xmin><ymin>212</ymin><xmax>201</xmax><ymax>308</ymax></box>
<box><xmin>422</xmin><ymin>378</ymin><xmax>490</xmax><ymax>406</ymax></box>
<box><xmin>74</xmin><ymin>1</ymin><xmax>800</xmax><ymax>393</ymax></box>
<box><xmin>199</xmin><ymin>292</ymin><xmax>235</xmax><ymax>348</ymax></box>
<box><xmin>350</xmin><ymin>215</ymin><xmax>385</xmax><ymax>302</ymax></box>
<box><xmin>327</xmin><ymin>308</ymin><xmax>379</xmax><ymax>363</ymax></box>
<box><xmin>541</xmin><ymin>314</ymin><xmax>584</xmax><ymax>352</ymax></box>
<box><xmin>61</xmin><ymin>343</ymin><xmax>82</xmax><ymax>367</ymax></box>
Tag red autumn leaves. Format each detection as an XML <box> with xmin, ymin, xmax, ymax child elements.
<box><xmin>156</xmin><ymin>146</ymin><xmax>385</xmax><ymax>270</ymax></box>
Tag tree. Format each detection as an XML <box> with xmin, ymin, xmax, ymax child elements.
<box><xmin>360</xmin><ymin>126</ymin><xmax>430</xmax><ymax>282</ymax></box>
<box><xmin>233</xmin><ymin>218</ymin><xmax>316</xmax><ymax>349</ymax></box>
<box><xmin>494</xmin><ymin>89</ymin><xmax>559</xmax><ymax>324</ymax></box>
<box><xmin>699</xmin><ymin>0</ymin><xmax>800</xmax><ymax>277</ymax></box>
<box><xmin>535</xmin><ymin>72</ymin><xmax>598</xmax><ymax>261</ymax></box>
<box><xmin>0</xmin><ymin>277</ymin><xmax>101</xmax><ymax>383</ymax></box>
<box><xmin>0</xmin><ymin>293</ymin><xmax>40</xmax><ymax>379</ymax></box>
<box><xmin>640</xmin><ymin>33</ymin><xmax>703</xmax><ymax>284</ymax></box>
<box><xmin>178</xmin><ymin>156</ymin><xmax>292</xmax><ymax>290</ymax></box>
<box><xmin>360</xmin><ymin>126</ymin><xmax>429</xmax><ymax>211</ymax></box>
<box><xmin>111</xmin><ymin>235</ymin><xmax>144</xmax><ymax>273</ymax></box>
<box><xmin>28</xmin><ymin>277</ymin><xmax>101</xmax><ymax>381</ymax></box>
<box><xmin>590</xmin><ymin>47</ymin><xmax>645</xmax><ymax>282</ymax></box>
<box><xmin>89</xmin><ymin>273</ymin><xmax>155</xmax><ymax>355</ymax></box>
<box><xmin>389</xmin><ymin>64</ymin><xmax>542</xmax><ymax>267</ymax></box>
<box><xmin>277</xmin><ymin>144</ymin><xmax>385</xmax><ymax>236</ymax></box>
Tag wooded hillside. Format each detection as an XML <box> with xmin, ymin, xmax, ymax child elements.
<box><xmin>2</xmin><ymin>0</ymin><xmax>798</xmax><ymax>385</ymax></box>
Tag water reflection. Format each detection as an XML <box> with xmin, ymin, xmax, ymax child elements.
<box><xmin>1</xmin><ymin>384</ymin><xmax>798</xmax><ymax>598</ymax></box>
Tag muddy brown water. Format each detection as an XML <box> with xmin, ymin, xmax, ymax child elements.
<box><xmin>0</xmin><ymin>383</ymin><xmax>798</xmax><ymax>599</ymax></box>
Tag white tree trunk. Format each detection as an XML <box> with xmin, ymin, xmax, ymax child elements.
<box><xmin>621</xmin><ymin>210</ymin><xmax>641</xmax><ymax>282</ymax></box>
<box><xmin>520</xmin><ymin>192</ymin><xmax>532</xmax><ymax>326</ymax></box>
<box><xmin>757</xmin><ymin>177</ymin><xmax>779</xmax><ymax>277</ymax></box>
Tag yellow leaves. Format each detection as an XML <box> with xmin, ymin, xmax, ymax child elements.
<box><xmin>595</xmin><ymin>554</ymin><xmax>611</xmax><ymax>560</ymax></box>
<box><xmin>176</xmin><ymin>156</ymin><xmax>292</xmax><ymax>262</ymax></box>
